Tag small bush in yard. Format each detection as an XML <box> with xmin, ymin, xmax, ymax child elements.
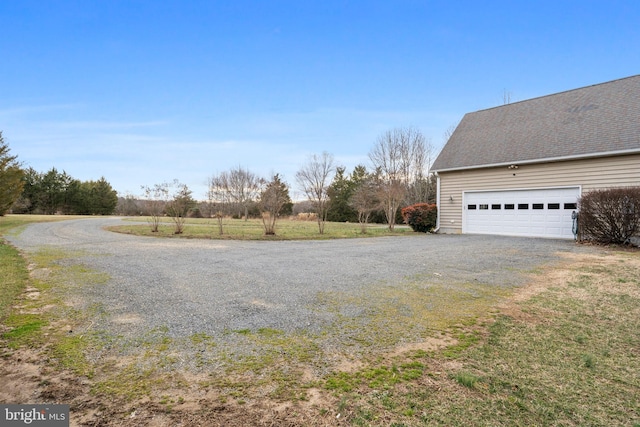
<box><xmin>578</xmin><ymin>187</ymin><xmax>640</xmax><ymax>245</ymax></box>
<box><xmin>401</xmin><ymin>203</ymin><xmax>437</xmax><ymax>233</ymax></box>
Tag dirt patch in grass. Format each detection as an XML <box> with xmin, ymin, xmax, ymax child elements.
<box><xmin>0</xmin><ymin>347</ymin><xmax>43</xmax><ymax>402</ymax></box>
<box><xmin>389</xmin><ymin>336</ymin><xmax>456</xmax><ymax>357</ymax></box>
<box><xmin>0</xmin><ymin>346</ymin><xmax>346</xmax><ymax>426</ymax></box>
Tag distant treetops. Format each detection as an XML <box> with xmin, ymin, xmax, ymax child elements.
<box><xmin>13</xmin><ymin>167</ymin><xmax>118</xmax><ymax>215</ymax></box>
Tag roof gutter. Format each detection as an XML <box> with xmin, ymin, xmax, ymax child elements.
<box><xmin>432</xmin><ymin>147</ymin><xmax>640</xmax><ymax>173</ymax></box>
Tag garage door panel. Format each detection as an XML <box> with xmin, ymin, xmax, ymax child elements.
<box><xmin>463</xmin><ymin>188</ymin><xmax>579</xmax><ymax>239</ymax></box>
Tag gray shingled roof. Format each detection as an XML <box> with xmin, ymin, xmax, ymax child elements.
<box><xmin>432</xmin><ymin>75</ymin><xmax>640</xmax><ymax>172</ymax></box>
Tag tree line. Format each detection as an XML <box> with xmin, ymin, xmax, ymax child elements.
<box><xmin>295</xmin><ymin>126</ymin><xmax>435</xmax><ymax>234</ymax></box>
<box><xmin>12</xmin><ymin>167</ymin><xmax>119</xmax><ymax>215</ymax></box>
<box><xmin>118</xmin><ymin>126</ymin><xmax>436</xmax><ymax>235</ymax></box>
<box><xmin>1</xmin><ymin>127</ymin><xmax>436</xmax><ymax>235</ymax></box>
<box><xmin>118</xmin><ymin>174</ymin><xmax>295</xmax><ymax>235</ymax></box>
<box><xmin>0</xmin><ymin>131</ymin><xmax>118</xmax><ymax>216</ymax></box>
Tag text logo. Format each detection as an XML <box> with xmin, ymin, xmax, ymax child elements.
<box><xmin>1</xmin><ymin>405</ymin><xmax>69</xmax><ymax>427</ymax></box>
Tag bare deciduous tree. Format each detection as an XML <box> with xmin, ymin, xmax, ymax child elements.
<box><xmin>165</xmin><ymin>180</ymin><xmax>193</xmax><ymax>234</ymax></box>
<box><xmin>207</xmin><ymin>174</ymin><xmax>231</xmax><ymax>235</ymax></box>
<box><xmin>296</xmin><ymin>152</ymin><xmax>335</xmax><ymax>234</ymax></box>
<box><xmin>206</xmin><ymin>167</ymin><xmax>261</xmax><ymax>234</ymax></box>
<box><xmin>218</xmin><ymin>166</ymin><xmax>262</xmax><ymax>220</ymax></box>
<box><xmin>376</xmin><ymin>173</ymin><xmax>406</xmax><ymax>231</ymax></box>
<box><xmin>369</xmin><ymin>127</ymin><xmax>430</xmax><ymax>230</ymax></box>
<box><xmin>350</xmin><ymin>174</ymin><xmax>379</xmax><ymax>234</ymax></box>
<box><xmin>141</xmin><ymin>182</ymin><xmax>170</xmax><ymax>232</ymax></box>
<box><xmin>259</xmin><ymin>174</ymin><xmax>289</xmax><ymax>235</ymax></box>
<box><xmin>404</xmin><ymin>134</ymin><xmax>434</xmax><ymax>205</ymax></box>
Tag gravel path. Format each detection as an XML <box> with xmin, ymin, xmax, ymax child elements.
<box><xmin>7</xmin><ymin>217</ymin><xmax>594</xmax><ymax>342</ymax></box>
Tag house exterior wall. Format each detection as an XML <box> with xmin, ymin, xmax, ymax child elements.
<box><xmin>436</xmin><ymin>153</ymin><xmax>640</xmax><ymax>234</ymax></box>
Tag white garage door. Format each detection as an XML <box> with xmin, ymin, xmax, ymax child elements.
<box><xmin>463</xmin><ymin>187</ymin><xmax>580</xmax><ymax>239</ymax></box>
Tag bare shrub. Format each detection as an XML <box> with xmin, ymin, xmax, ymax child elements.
<box><xmin>141</xmin><ymin>183</ymin><xmax>170</xmax><ymax>232</ymax></box>
<box><xmin>207</xmin><ymin>174</ymin><xmax>233</xmax><ymax>235</ymax></box>
<box><xmin>259</xmin><ymin>174</ymin><xmax>290</xmax><ymax>235</ymax></box>
<box><xmin>166</xmin><ymin>181</ymin><xmax>194</xmax><ymax>235</ymax></box>
<box><xmin>578</xmin><ymin>187</ymin><xmax>640</xmax><ymax>245</ymax></box>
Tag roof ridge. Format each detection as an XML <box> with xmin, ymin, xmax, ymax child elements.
<box><xmin>473</xmin><ymin>74</ymin><xmax>640</xmax><ymax>114</ymax></box>
<box><xmin>432</xmin><ymin>74</ymin><xmax>640</xmax><ymax>171</ymax></box>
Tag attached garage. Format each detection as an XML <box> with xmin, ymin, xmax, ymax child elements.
<box><xmin>463</xmin><ymin>187</ymin><xmax>579</xmax><ymax>238</ymax></box>
<box><xmin>432</xmin><ymin>75</ymin><xmax>640</xmax><ymax>239</ymax></box>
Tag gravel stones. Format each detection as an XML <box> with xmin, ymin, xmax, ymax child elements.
<box><xmin>7</xmin><ymin>217</ymin><xmax>595</xmax><ymax>356</ymax></box>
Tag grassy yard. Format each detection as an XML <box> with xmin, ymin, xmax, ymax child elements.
<box><xmin>109</xmin><ymin>216</ymin><xmax>412</xmax><ymax>239</ymax></box>
<box><xmin>0</xmin><ymin>215</ymin><xmax>85</xmax><ymax>319</ymax></box>
<box><xmin>0</xmin><ymin>218</ymin><xmax>31</xmax><ymax>320</ymax></box>
<box><xmin>329</xmin><ymin>252</ymin><xmax>640</xmax><ymax>426</ymax></box>
<box><xmin>1</xmin><ymin>214</ymin><xmax>639</xmax><ymax>426</ymax></box>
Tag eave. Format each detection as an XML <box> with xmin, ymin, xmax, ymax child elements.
<box><xmin>432</xmin><ymin>147</ymin><xmax>640</xmax><ymax>174</ymax></box>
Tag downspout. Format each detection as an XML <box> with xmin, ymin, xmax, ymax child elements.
<box><xmin>433</xmin><ymin>172</ymin><xmax>441</xmax><ymax>233</ymax></box>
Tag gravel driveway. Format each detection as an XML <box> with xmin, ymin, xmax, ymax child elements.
<box><xmin>7</xmin><ymin>218</ymin><xmax>593</xmax><ymax>343</ymax></box>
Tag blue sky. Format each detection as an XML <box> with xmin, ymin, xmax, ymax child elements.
<box><xmin>1</xmin><ymin>1</ymin><xmax>639</xmax><ymax>199</ymax></box>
